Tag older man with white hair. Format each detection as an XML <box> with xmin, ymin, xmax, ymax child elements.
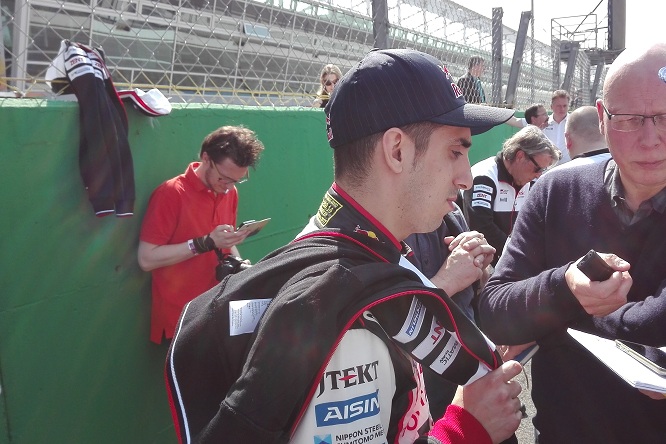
<box><xmin>479</xmin><ymin>42</ymin><xmax>666</xmax><ymax>443</ymax></box>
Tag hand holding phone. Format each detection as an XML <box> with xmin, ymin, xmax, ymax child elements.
<box><xmin>616</xmin><ymin>339</ymin><xmax>666</xmax><ymax>376</ymax></box>
<box><xmin>577</xmin><ymin>249</ymin><xmax>615</xmax><ymax>281</ymax></box>
<box><xmin>236</xmin><ymin>218</ymin><xmax>271</xmax><ymax>237</ymax></box>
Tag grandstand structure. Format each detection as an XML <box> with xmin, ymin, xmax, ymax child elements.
<box><xmin>1</xmin><ymin>0</ymin><xmax>617</xmax><ymax>108</ymax></box>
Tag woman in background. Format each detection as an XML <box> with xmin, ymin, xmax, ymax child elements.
<box><xmin>312</xmin><ymin>64</ymin><xmax>342</xmax><ymax>108</ymax></box>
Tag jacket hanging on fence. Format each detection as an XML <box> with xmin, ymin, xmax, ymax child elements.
<box><xmin>46</xmin><ymin>40</ymin><xmax>135</xmax><ymax>217</ymax></box>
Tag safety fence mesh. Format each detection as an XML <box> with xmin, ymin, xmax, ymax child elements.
<box><xmin>1</xmin><ymin>0</ymin><xmax>600</xmax><ymax>109</ymax></box>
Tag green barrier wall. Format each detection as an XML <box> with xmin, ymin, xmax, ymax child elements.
<box><xmin>0</xmin><ymin>99</ymin><xmax>517</xmax><ymax>443</ymax></box>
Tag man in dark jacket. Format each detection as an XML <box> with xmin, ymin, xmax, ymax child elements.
<box><xmin>457</xmin><ymin>56</ymin><xmax>486</xmax><ymax>104</ymax></box>
<box><xmin>166</xmin><ymin>49</ymin><xmax>523</xmax><ymax>444</ymax></box>
<box><xmin>478</xmin><ymin>42</ymin><xmax>666</xmax><ymax>443</ymax></box>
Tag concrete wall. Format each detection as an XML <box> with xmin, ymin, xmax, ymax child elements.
<box><xmin>0</xmin><ymin>99</ymin><xmax>516</xmax><ymax>443</ymax></box>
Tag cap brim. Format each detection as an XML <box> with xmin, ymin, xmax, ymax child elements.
<box><xmin>430</xmin><ymin>103</ymin><xmax>514</xmax><ymax>136</ymax></box>
<box><xmin>118</xmin><ymin>88</ymin><xmax>172</xmax><ymax>116</ymax></box>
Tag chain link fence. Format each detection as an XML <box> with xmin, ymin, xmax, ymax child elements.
<box><xmin>1</xmin><ymin>0</ymin><xmax>599</xmax><ymax>109</ymax></box>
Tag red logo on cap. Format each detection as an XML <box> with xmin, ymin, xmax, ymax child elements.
<box><xmin>440</xmin><ymin>65</ymin><xmax>463</xmax><ymax>99</ymax></box>
<box><xmin>440</xmin><ymin>65</ymin><xmax>453</xmax><ymax>81</ymax></box>
<box><xmin>451</xmin><ymin>83</ymin><xmax>463</xmax><ymax>99</ymax></box>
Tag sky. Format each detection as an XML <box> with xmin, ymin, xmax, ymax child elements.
<box><xmin>460</xmin><ymin>0</ymin><xmax>662</xmax><ymax>50</ymax></box>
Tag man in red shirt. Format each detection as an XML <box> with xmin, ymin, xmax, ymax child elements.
<box><xmin>138</xmin><ymin>126</ymin><xmax>264</xmax><ymax>343</ymax></box>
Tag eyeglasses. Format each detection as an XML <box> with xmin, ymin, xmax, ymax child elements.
<box><xmin>324</xmin><ymin>79</ymin><xmax>338</xmax><ymax>87</ymax></box>
<box><xmin>524</xmin><ymin>152</ymin><xmax>549</xmax><ymax>174</ymax></box>
<box><xmin>210</xmin><ymin>160</ymin><xmax>249</xmax><ymax>185</ymax></box>
<box><xmin>601</xmin><ymin>103</ymin><xmax>666</xmax><ymax>132</ymax></box>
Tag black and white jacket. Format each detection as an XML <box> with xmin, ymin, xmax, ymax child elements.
<box><xmin>462</xmin><ymin>154</ymin><xmax>532</xmax><ymax>263</ymax></box>
<box><xmin>47</xmin><ymin>40</ymin><xmax>134</xmax><ymax>217</ymax></box>
<box><xmin>166</xmin><ymin>185</ymin><xmax>502</xmax><ymax>444</ymax></box>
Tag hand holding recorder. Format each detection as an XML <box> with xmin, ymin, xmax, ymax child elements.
<box><xmin>564</xmin><ymin>249</ymin><xmax>632</xmax><ymax>317</ymax></box>
<box><xmin>577</xmin><ymin>249</ymin><xmax>615</xmax><ymax>281</ymax></box>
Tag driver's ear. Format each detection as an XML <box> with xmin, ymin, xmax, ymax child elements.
<box><xmin>381</xmin><ymin>128</ymin><xmax>413</xmax><ymax>174</ymax></box>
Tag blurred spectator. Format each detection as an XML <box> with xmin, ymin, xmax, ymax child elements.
<box><xmin>546</xmin><ymin>105</ymin><xmax>610</xmax><ymax>173</ymax></box>
<box><xmin>312</xmin><ymin>63</ymin><xmax>342</xmax><ymax>108</ymax></box>
<box><xmin>542</xmin><ymin>90</ymin><xmax>571</xmax><ymax>163</ymax></box>
<box><xmin>565</xmin><ymin>105</ymin><xmax>609</xmax><ymax>160</ymax></box>
<box><xmin>457</xmin><ymin>56</ymin><xmax>486</xmax><ymax>104</ymax></box>
<box><xmin>505</xmin><ymin>103</ymin><xmax>549</xmax><ymax>129</ymax></box>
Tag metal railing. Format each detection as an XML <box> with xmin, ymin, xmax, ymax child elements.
<box><xmin>1</xmin><ymin>0</ymin><xmax>596</xmax><ymax>109</ymax></box>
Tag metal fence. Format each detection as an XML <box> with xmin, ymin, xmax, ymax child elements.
<box><xmin>1</xmin><ymin>0</ymin><xmax>598</xmax><ymax>109</ymax></box>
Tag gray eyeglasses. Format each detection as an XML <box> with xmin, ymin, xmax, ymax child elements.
<box><xmin>601</xmin><ymin>103</ymin><xmax>666</xmax><ymax>132</ymax></box>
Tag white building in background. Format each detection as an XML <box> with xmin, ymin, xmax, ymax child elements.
<box><xmin>3</xmin><ymin>0</ymin><xmax>565</xmax><ymax>106</ymax></box>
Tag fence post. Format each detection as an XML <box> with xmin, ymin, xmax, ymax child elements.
<box><xmin>372</xmin><ymin>0</ymin><xmax>389</xmax><ymax>49</ymax></box>
<box><xmin>561</xmin><ymin>42</ymin><xmax>579</xmax><ymax>92</ymax></box>
<box><xmin>491</xmin><ymin>7</ymin><xmax>503</xmax><ymax>106</ymax></box>
<box><xmin>12</xmin><ymin>0</ymin><xmax>30</xmax><ymax>93</ymax></box>
<box><xmin>1</xmin><ymin>7</ymin><xmax>7</xmax><ymax>92</ymax></box>
<box><xmin>505</xmin><ymin>11</ymin><xmax>532</xmax><ymax>108</ymax></box>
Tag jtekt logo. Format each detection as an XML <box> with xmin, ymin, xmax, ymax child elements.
<box><xmin>316</xmin><ymin>361</ymin><xmax>379</xmax><ymax>397</ymax></box>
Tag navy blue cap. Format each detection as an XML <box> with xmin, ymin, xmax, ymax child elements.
<box><xmin>325</xmin><ymin>48</ymin><xmax>514</xmax><ymax>148</ymax></box>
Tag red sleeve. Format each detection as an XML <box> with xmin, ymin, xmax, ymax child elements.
<box><xmin>139</xmin><ymin>182</ymin><xmax>181</xmax><ymax>245</ymax></box>
<box><xmin>424</xmin><ymin>404</ymin><xmax>492</xmax><ymax>444</ymax></box>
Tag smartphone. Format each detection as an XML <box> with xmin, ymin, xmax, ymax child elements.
<box><xmin>576</xmin><ymin>249</ymin><xmax>614</xmax><ymax>281</ymax></box>
<box><xmin>236</xmin><ymin>218</ymin><xmax>271</xmax><ymax>237</ymax></box>
<box><xmin>515</xmin><ymin>344</ymin><xmax>540</xmax><ymax>365</ymax></box>
<box><xmin>616</xmin><ymin>339</ymin><xmax>666</xmax><ymax>376</ymax></box>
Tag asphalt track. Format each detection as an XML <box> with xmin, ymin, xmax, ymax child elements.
<box><xmin>515</xmin><ymin>361</ymin><xmax>537</xmax><ymax>444</ymax></box>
